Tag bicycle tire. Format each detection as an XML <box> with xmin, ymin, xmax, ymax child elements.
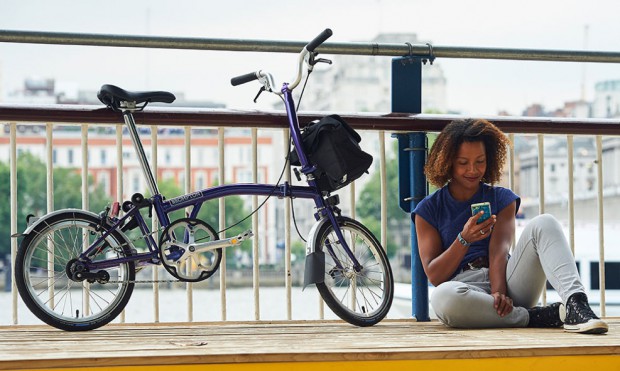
<box><xmin>314</xmin><ymin>217</ymin><xmax>394</xmax><ymax>326</ymax></box>
<box><xmin>14</xmin><ymin>210</ymin><xmax>135</xmax><ymax>331</ymax></box>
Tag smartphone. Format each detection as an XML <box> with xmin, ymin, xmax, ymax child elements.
<box><xmin>471</xmin><ymin>202</ymin><xmax>491</xmax><ymax>224</ymax></box>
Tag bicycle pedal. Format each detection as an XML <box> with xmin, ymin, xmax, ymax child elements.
<box><xmin>229</xmin><ymin>230</ymin><xmax>253</xmax><ymax>245</ymax></box>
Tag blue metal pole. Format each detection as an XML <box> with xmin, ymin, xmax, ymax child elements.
<box><xmin>391</xmin><ymin>56</ymin><xmax>430</xmax><ymax>321</ymax></box>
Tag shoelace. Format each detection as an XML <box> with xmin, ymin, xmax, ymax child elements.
<box><xmin>566</xmin><ymin>294</ymin><xmax>598</xmax><ymax>322</ymax></box>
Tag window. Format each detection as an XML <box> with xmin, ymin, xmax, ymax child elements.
<box><xmin>163</xmin><ymin>171</ymin><xmax>175</xmax><ymax>181</ymax></box>
<box><xmin>100</xmin><ymin>149</ymin><xmax>107</xmax><ymax>165</ymax></box>
<box><xmin>196</xmin><ymin>173</ymin><xmax>205</xmax><ymax>190</ymax></box>
<box><xmin>590</xmin><ymin>262</ymin><xmax>620</xmax><ymax>290</ymax></box>
<box><xmin>237</xmin><ymin>169</ymin><xmax>252</xmax><ymax>183</ymax></box>
<box><xmin>133</xmin><ymin>175</ymin><xmax>140</xmax><ymax>193</ymax></box>
<box><xmin>68</xmin><ymin>149</ymin><xmax>74</xmax><ymax>165</ymax></box>
<box><xmin>99</xmin><ymin>172</ymin><xmax>110</xmax><ymax>194</ymax></box>
<box><xmin>194</xmin><ymin>149</ymin><xmax>202</xmax><ymax>166</ymax></box>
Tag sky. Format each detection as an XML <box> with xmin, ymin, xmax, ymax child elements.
<box><xmin>0</xmin><ymin>0</ymin><xmax>619</xmax><ymax>115</ymax></box>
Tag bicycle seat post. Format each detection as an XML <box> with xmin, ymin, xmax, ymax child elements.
<box><xmin>122</xmin><ymin>106</ymin><xmax>160</xmax><ymax>197</ymax></box>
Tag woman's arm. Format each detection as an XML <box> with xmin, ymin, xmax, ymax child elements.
<box><xmin>488</xmin><ymin>200</ymin><xmax>517</xmax><ymax>316</ymax></box>
<box><xmin>415</xmin><ymin>213</ymin><xmax>496</xmax><ymax>286</ymax></box>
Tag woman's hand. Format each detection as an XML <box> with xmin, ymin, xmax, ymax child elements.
<box><xmin>461</xmin><ymin>212</ymin><xmax>496</xmax><ymax>244</ymax></box>
<box><xmin>492</xmin><ymin>292</ymin><xmax>513</xmax><ymax>317</ymax></box>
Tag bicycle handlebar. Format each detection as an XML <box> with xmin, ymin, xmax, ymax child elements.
<box><xmin>306</xmin><ymin>28</ymin><xmax>333</xmax><ymax>52</ymax></box>
<box><xmin>231</xmin><ymin>71</ymin><xmax>260</xmax><ymax>86</ymax></box>
<box><xmin>231</xmin><ymin>29</ymin><xmax>333</xmax><ymax>94</ymax></box>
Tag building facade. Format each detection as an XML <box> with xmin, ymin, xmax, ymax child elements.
<box><xmin>1</xmin><ymin>78</ymin><xmax>291</xmax><ymax>265</ymax></box>
<box><xmin>592</xmin><ymin>79</ymin><xmax>620</xmax><ymax>118</ymax></box>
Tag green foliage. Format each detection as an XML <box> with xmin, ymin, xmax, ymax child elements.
<box><xmin>356</xmin><ymin>142</ymin><xmax>411</xmax><ymax>257</ymax></box>
<box><xmin>150</xmin><ymin>178</ymin><xmax>252</xmax><ymax>264</ymax></box>
<box><xmin>291</xmin><ymin>240</ymin><xmax>306</xmax><ymax>263</ymax></box>
<box><xmin>122</xmin><ymin>178</ymin><xmax>253</xmax><ymax>265</ymax></box>
<box><xmin>0</xmin><ymin>153</ymin><xmax>109</xmax><ymax>258</ymax></box>
<box><xmin>195</xmin><ymin>194</ymin><xmax>252</xmax><ymax>265</ymax></box>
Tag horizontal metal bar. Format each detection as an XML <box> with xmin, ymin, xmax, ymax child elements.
<box><xmin>1</xmin><ymin>29</ymin><xmax>620</xmax><ymax>63</ymax></box>
<box><xmin>1</xmin><ymin>104</ymin><xmax>619</xmax><ymax>135</ymax></box>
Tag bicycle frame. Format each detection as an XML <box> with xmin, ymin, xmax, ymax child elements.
<box><xmin>79</xmin><ymin>83</ymin><xmax>362</xmax><ymax>275</ymax></box>
<box><xmin>14</xmin><ymin>29</ymin><xmax>392</xmax><ymax>331</ymax></box>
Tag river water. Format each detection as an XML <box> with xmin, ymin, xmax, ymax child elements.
<box><xmin>2</xmin><ymin>283</ymin><xmax>617</xmax><ymax>327</ymax></box>
<box><xmin>0</xmin><ymin>286</ymin><xmax>414</xmax><ymax>326</ymax></box>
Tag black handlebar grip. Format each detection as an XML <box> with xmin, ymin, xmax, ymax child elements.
<box><xmin>306</xmin><ymin>29</ymin><xmax>333</xmax><ymax>52</ymax></box>
<box><xmin>231</xmin><ymin>72</ymin><xmax>259</xmax><ymax>86</ymax></box>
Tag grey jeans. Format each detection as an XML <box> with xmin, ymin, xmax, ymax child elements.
<box><xmin>430</xmin><ymin>214</ymin><xmax>584</xmax><ymax>328</ymax></box>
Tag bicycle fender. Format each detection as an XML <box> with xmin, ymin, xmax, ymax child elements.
<box><xmin>303</xmin><ymin>250</ymin><xmax>325</xmax><ymax>289</ymax></box>
<box><xmin>302</xmin><ymin>218</ymin><xmax>329</xmax><ymax>289</ymax></box>
<box><xmin>15</xmin><ymin>209</ymin><xmax>112</xmax><ymax>237</ymax></box>
<box><xmin>18</xmin><ymin>208</ymin><xmax>92</xmax><ymax>236</ymax></box>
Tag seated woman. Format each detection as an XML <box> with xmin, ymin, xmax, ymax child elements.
<box><xmin>412</xmin><ymin>118</ymin><xmax>607</xmax><ymax>334</ymax></box>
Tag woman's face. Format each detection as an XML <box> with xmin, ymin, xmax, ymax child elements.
<box><xmin>451</xmin><ymin>141</ymin><xmax>487</xmax><ymax>192</ymax></box>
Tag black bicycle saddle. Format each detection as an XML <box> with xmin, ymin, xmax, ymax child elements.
<box><xmin>97</xmin><ymin>84</ymin><xmax>176</xmax><ymax>111</ymax></box>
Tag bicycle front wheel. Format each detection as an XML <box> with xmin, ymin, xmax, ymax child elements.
<box><xmin>314</xmin><ymin>217</ymin><xmax>393</xmax><ymax>326</ymax></box>
<box><xmin>14</xmin><ymin>210</ymin><xmax>135</xmax><ymax>331</ymax></box>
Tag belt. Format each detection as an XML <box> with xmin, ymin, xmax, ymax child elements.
<box><xmin>462</xmin><ymin>256</ymin><xmax>489</xmax><ymax>272</ymax></box>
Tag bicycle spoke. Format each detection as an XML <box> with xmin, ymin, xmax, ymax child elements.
<box><xmin>16</xmin><ymin>212</ymin><xmax>136</xmax><ymax>330</ymax></box>
<box><xmin>315</xmin><ymin>218</ymin><xmax>393</xmax><ymax>326</ymax></box>
<box><xmin>50</xmin><ymin>285</ymin><xmax>72</xmax><ymax>313</ymax></box>
<box><xmin>88</xmin><ymin>289</ymin><xmax>112</xmax><ymax>313</ymax></box>
<box><xmin>30</xmin><ymin>273</ymin><xmax>63</xmax><ymax>292</ymax></box>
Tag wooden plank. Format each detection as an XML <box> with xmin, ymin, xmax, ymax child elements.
<box><xmin>0</xmin><ymin>319</ymin><xmax>619</xmax><ymax>370</ymax></box>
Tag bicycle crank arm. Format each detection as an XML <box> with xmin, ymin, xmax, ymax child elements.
<box><xmin>192</xmin><ymin>229</ymin><xmax>254</xmax><ymax>253</ymax></box>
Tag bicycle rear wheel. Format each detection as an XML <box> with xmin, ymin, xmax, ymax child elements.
<box><xmin>14</xmin><ymin>210</ymin><xmax>135</xmax><ymax>331</ymax></box>
<box><xmin>314</xmin><ymin>217</ymin><xmax>393</xmax><ymax>326</ymax></box>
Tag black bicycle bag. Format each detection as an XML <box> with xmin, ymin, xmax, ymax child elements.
<box><xmin>290</xmin><ymin>114</ymin><xmax>373</xmax><ymax>193</ymax></box>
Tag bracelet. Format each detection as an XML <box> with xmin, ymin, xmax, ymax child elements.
<box><xmin>457</xmin><ymin>232</ymin><xmax>471</xmax><ymax>247</ymax></box>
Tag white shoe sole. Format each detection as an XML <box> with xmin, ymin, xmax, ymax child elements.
<box><xmin>564</xmin><ymin>319</ymin><xmax>609</xmax><ymax>334</ymax></box>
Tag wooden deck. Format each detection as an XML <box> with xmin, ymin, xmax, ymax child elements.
<box><xmin>1</xmin><ymin>319</ymin><xmax>619</xmax><ymax>371</ymax></box>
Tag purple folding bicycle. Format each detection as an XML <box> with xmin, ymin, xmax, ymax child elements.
<box><xmin>14</xmin><ymin>29</ymin><xmax>393</xmax><ymax>331</ymax></box>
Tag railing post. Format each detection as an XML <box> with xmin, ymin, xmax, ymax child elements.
<box><xmin>391</xmin><ymin>56</ymin><xmax>430</xmax><ymax>321</ymax></box>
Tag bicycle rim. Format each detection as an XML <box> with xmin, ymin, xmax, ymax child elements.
<box><xmin>315</xmin><ymin>217</ymin><xmax>393</xmax><ymax>326</ymax></box>
<box><xmin>15</xmin><ymin>212</ymin><xmax>135</xmax><ymax>331</ymax></box>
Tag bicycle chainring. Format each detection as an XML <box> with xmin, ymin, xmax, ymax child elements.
<box><xmin>158</xmin><ymin>218</ymin><xmax>222</xmax><ymax>282</ymax></box>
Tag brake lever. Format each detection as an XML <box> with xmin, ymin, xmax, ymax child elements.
<box><xmin>253</xmin><ymin>86</ymin><xmax>266</xmax><ymax>103</ymax></box>
<box><xmin>308</xmin><ymin>52</ymin><xmax>332</xmax><ymax>67</ymax></box>
<box><xmin>314</xmin><ymin>58</ymin><xmax>332</xmax><ymax>65</ymax></box>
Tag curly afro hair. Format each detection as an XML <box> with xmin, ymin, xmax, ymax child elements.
<box><xmin>424</xmin><ymin>118</ymin><xmax>510</xmax><ymax>188</ymax></box>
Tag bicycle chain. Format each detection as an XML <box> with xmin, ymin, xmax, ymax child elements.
<box><xmin>100</xmin><ymin>219</ymin><xmax>219</xmax><ymax>285</ymax></box>
<box><xmin>106</xmin><ymin>278</ymin><xmax>182</xmax><ymax>284</ymax></box>
<box><xmin>103</xmin><ymin>225</ymin><xmax>182</xmax><ymax>284</ymax></box>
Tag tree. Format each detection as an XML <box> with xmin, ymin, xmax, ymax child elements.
<box><xmin>0</xmin><ymin>153</ymin><xmax>109</xmax><ymax>258</ymax></box>
<box><xmin>141</xmin><ymin>179</ymin><xmax>252</xmax><ymax>265</ymax></box>
<box><xmin>195</xmin><ymin>193</ymin><xmax>252</xmax><ymax>266</ymax></box>
<box><xmin>356</xmin><ymin>143</ymin><xmax>411</xmax><ymax>257</ymax></box>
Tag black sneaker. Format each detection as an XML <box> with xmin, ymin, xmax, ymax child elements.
<box><xmin>527</xmin><ymin>302</ymin><xmax>564</xmax><ymax>328</ymax></box>
<box><xmin>564</xmin><ymin>292</ymin><xmax>608</xmax><ymax>334</ymax></box>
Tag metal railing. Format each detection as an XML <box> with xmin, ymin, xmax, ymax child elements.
<box><xmin>2</xmin><ymin>106</ymin><xmax>620</xmax><ymax>326</ymax></box>
<box><xmin>2</xmin><ymin>29</ymin><xmax>620</xmax><ymax>326</ymax></box>
<box><xmin>2</xmin><ymin>29</ymin><xmax>620</xmax><ymax>63</ymax></box>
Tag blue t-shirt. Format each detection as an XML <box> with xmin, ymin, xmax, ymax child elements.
<box><xmin>412</xmin><ymin>183</ymin><xmax>520</xmax><ymax>276</ymax></box>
